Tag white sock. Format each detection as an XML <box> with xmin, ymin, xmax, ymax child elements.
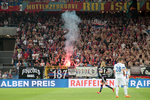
<box><xmin>124</xmin><ymin>86</ymin><xmax>128</xmax><ymax>96</ymax></box>
<box><xmin>116</xmin><ymin>87</ymin><xmax>119</xmax><ymax>96</ymax></box>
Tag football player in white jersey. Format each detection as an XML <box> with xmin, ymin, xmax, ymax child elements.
<box><xmin>113</xmin><ymin>58</ymin><xmax>130</xmax><ymax>98</ymax></box>
<box><xmin>125</xmin><ymin>68</ymin><xmax>130</xmax><ymax>88</ymax></box>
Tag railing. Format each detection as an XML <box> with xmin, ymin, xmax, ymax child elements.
<box><xmin>0</xmin><ymin>24</ymin><xmax>19</xmax><ymax>27</ymax></box>
<box><xmin>0</xmin><ymin>0</ymin><xmax>82</xmax><ymax>2</ymax></box>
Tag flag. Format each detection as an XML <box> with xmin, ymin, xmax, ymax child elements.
<box><xmin>107</xmin><ymin>32</ymin><xmax>113</xmax><ymax>37</ymax></box>
<box><xmin>0</xmin><ymin>2</ymin><xmax>20</xmax><ymax>11</ymax></box>
<box><xmin>92</xmin><ymin>19</ymin><xmax>107</xmax><ymax>29</ymax></box>
<box><xmin>126</xmin><ymin>0</ymin><xmax>138</xmax><ymax>18</ymax></box>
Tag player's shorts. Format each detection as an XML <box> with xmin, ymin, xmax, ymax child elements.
<box><xmin>116</xmin><ymin>78</ymin><xmax>126</xmax><ymax>86</ymax></box>
<box><xmin>101</xmin><ymin>77</ymin><xmax>107</xmax><ymax>83</ymax></box>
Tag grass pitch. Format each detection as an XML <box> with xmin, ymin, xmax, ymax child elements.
<box><xmin>0</xmin><ymin>88</ymin><xmax>150</xmax><ymax>100</ymax></box>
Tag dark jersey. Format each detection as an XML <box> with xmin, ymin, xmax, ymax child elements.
<box><xmin>98</xmin><ymin>66</ymin><xmax>108</xmax><ymax>77</ymax></box>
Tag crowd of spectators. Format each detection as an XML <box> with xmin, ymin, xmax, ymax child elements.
<box><xmin>0</xmin><ymin>11</ymin><xmax>150</xmax><ymax>79</ymax></box>
<box><xmin>0</xmin><ymin>70</ymin><xmax>14</xmax><ymax>79</ymax></box>
<box><xmin>11</xmin><ymin>11</ymin><xmax>150</xmax><ymax>67</ymax></box>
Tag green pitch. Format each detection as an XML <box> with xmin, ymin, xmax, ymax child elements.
<box><xmin>0</xmin><ymin>88</ymin><xmax>150</xmax><ymax>100</ymax></box>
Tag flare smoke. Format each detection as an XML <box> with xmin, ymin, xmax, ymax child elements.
<box><xmin>61</xmin><ymin>11</ymin><xmax>81</xmax><ymax>66</ymax></box>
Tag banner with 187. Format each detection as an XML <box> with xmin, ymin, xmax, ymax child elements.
<box><xmin>49</xmin><ymin>69</ymin><xmax>68</xmax><ymax>79</ymax></box>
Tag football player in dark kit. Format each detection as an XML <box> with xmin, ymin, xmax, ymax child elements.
<box><xmin>97</xmin><ymin>61</ymin><xmax>114</xmax><ymax>94</ymax></box>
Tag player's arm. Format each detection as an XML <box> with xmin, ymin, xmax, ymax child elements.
<box><xmin>99</xmin><ymin>70</ymin><xmax>103</xmax><ymax>73</ymax></box>
<box><xmin>99</xmin><ymin>67</ymin><xmax>103</xmax><ymax>73</ymax></box>
<box><xmin>114</xmin><ymin>70</ymin><xmax>116</xmax><ymax>73</ymax></box>
<box><xmin>127</xmin><ymin>75</ymin><xmax>130</xmax><ymax>79</ymax></box>
<box><xmin>127</xmin><ymin>72</ymin><xmax>131</xmax><ymax>79</ymax></box>
<box><xmin>122</xmin><ymin>69</ymin><xmax>125</xmax><ymax>75</ymax></box>
<box><xmin>106</xmin><ymin>69</ymin><xmax>109</xmax><ymax>74</ymax></box>
<box><xmin>106</xmin><ymin>71</ymin><xmax>109</xmax><ymax>74</ymax></box>
<box><xmin>122</xmin><ymin>65</ymin><xmax>126</xmax><ymax>76</ymax></box>
<box><xmin>113</xmin><ymin>65</ymin><xmax>116</xmax><ymax>73</ymax></box>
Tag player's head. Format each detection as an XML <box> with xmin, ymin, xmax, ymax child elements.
<box><xmin>100</xmin><ymin>61</ymin><xmax>106</xmax><ymax>67</ymax></box>
<box><xmin>117</xmin><ymin>58</ymin><xmax>124</xmax><ymax>63</ymax></box>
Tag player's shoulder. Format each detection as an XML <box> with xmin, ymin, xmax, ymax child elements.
<box><xmin>120</xmin><ymin>63</ymin><xmax>126</xmax><ymax>69</ymax></box>
<box><xmin>121</xmin><ymin>63</ymin><xmax>125</xmax><ymax>68</ymax></box>
<box><xmin>116</xmin><ymin>63</ymin><xmax>125</xmax><ymax>66</ymax></box>
<box><xmin>98</xmin><ymin>67</ymin><xmax>102</xmax><ymax>70</ymax></box>
<box><xmin>114</xmin><ymin>63</ymin><xmax>118</xmax><ymax>66</ymax></box>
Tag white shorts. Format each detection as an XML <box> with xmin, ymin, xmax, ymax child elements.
<box><xmin>116</xmin><ymin>78</ymin><xmax>126</xmax><ymax>86</ymax></box>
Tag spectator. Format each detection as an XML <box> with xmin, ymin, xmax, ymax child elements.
<box><xmin>23</xmin><ymin>51</ymin><xmax>28</xmax><ymax>59</ymax></box>
<box><xmin>36</xmin><ymin>76</ymin><xmax>40</xmax><ymax>79</ymax></box>
<box><xmin>7</xmin><ymin>71</ymin><xmax>12</xmax><ymax>79</ymax></box>
<box><xmin>17</xmin><ymin>52</ymin><xmax>23</xmax><ymax>60</ymax></box>
<box><xmin>28</xmin><ymin>63</ymin><xmax>32</xmax><ymax>67</ymax></box>
<box><xmin>4</xmin><ymin>19</ymin><xmax>8</xmax><ymax>27</ymax></box>
<box><xmin>40</xmin><ymin>59</ymin><xmax>45</xmax><ymax>66</ymax></box>
<box><xmin>46</xmin><ymin>61</ymin><xmax>50</xmax><ymax>66</ymax></box>
<box><xmin>11</xmin><ymin>69</ymin><xmax>17</xmax><ymax>79</ymax></box>
<box><xmin>23</xmin><ymin>60</ymin><xmax>28</xmax><ymax>67</ymax></box>
<box><xmin>2</xmin><ymin>72</ymin><xmax>7</xmax><ymax>79</ymax></box>
<box><xmin>16</xmin><ymin>61</ymin><xmax>22</xmax><ymax>69</ymax></box>
<box><xmin>0</xmin><ymin>70</ymin><xmax>2</xmax><ymax>79</ymax></box>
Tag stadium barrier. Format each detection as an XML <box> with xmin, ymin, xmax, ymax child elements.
<box><xmin>46</xmin><ymin>66</ymin><xmax>115</xmax><ymax>79</ymax></box>
<box><xmin>0</xmin><ymin>79</ymin><xmax>68</xmax><ymax>88</ymax></box>
<box><xmin>18</xmin><ymin>66</ymin><xmax>150</xmax><ymax>79</ymax></box>
<box><xmin>129</xmin><ymin>79</ymin><xmax>150</xmax><ymax>88</ymax></box>
<box><xmin>1</xmin><ymin>65</ymin><xmax>150</xmax><ymax>88</ymax></box>
<box><xmin>69</xmin><ymin>79</ymin><xmax>115</xmax><ymax>88</ymax></box>
<box><xmin>45</xmin><ymin>66</ymin><xmax>68</xmax><ymax>79</ymax></box>
<box><xmin>0</xmin><ymin>79</ymin><xmax>150</xmax><ymax>88</ymax></box>
<box><xmin>19</xmin><ymin>67</ymin><xmax>44</xmax><ymax>79</ymax></box>
<box><xmin>130</xmin><ymin>66</ymin><xmax>150</xmax><ymax>76</ymax></box>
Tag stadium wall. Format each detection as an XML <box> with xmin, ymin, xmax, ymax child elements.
<box><xmin>0</xmin><ymin>27</ymin><xmax>17</xmax><ymax>35</ymax></box>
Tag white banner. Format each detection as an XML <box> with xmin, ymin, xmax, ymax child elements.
<box><xmin>68</xmin><ymin>69</ymin><xmax>76</xmax><ymax>76</ymax></box>
<box><xmin>76</xmin><ymin>67</ymin><xmax>98</xmax><ymax>77</ymax></box>
<box><xmin>69</xmin><ymin>79</ymin><xmax>115</xmax><ymax>88</ymax></box>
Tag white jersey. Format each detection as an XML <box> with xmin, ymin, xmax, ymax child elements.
<box><xmin>123</xmin><ymin>70</ymin><xmax>126</xmax><ymax>79</ymax></box>
<box><xmin>125</xmin><ymin>70</ymin><xmax>130</xmax><ymax>87</ymax></box>
<box><xmin>114</xmin><ymin>63</ymin><xmax>126</xmax><ymax>78</ymax></box>
<box><xmin>125</xmin><ymin>70</ymin><xmax>130</xmax><ymax>79</ymax></box>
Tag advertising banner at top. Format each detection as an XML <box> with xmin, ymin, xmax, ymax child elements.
<box><xmin>22</xmin><ymin>1</ymin><xmax>150</xmax><ymax>12</ymax></box>
<box><xmin>0</xmin><ymin>2</ymin><xmax>20</xmax><ymax>11</ymax></box>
